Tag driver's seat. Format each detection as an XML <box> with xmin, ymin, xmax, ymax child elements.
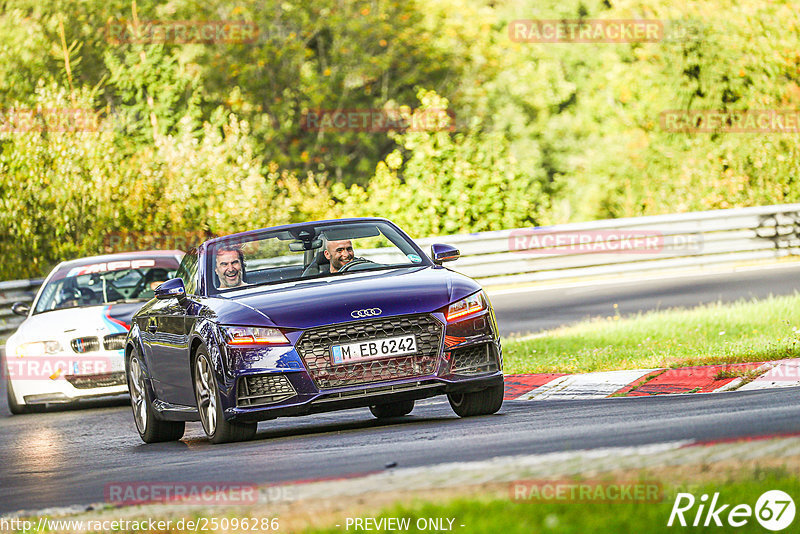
<box><xmin>302</xmin><ymin>250</ymin><xmax>330</xmax><ymax>277</ymax></box>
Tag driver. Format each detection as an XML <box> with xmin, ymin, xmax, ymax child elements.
<box><xmin>55</xmin><ymin>287</ymin><xmax>81</xmax><ymax>309</ymax></box>
<box><xmin>324</xmin><ymin>238</ymin><xmax>356</xmax><ymax>273</ymax></box>
<box><xmin>215</xmin><ymin>246</ymin><xmax>247</xmax><ymax>288</ymax></box>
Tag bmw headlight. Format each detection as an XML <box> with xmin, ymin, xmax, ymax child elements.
<box><xmin>15</xmin><ymin>341</ymin><xmax>62</xmax><ymax>357</ymax></box>
<box><xmin>220</xmin><ymin>326</ymin><xmax>289</xmax><ymax>346</ymax></box>
<box><xmin>445</xmin><ymin>291</ymin><xmax>488</xmax><ymax>322</ymax></box>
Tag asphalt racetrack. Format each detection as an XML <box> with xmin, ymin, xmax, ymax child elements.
<box><xmin>2</xmin><ymin>264</ymin><xmax>800</xmax><ymax>514</ymax></box>
<box><xmin>491</xmin><ymin>263</ymin><xmax>800</xmax><ymax>336</ymax></box>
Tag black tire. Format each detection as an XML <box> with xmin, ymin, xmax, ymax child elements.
<box><xmin>369</xmin><ymin>400</ymin><xmax>415</xmax><ymax>419</ymax></box>
<box><xmin>448</xmin><ymin>384</ymin><xmax>504</xmax><ymax>417</ymax></box>
<box><xmin>6</xmin><ymin>375</ymin><xmax>29</xmax><ymax>415</ymax></box>
<box><xmin>193</xmin><ymin>346</ymin><xmax>256</xmax><ymax>444</ymax></box>
<box><xmin>127</xmin><ymin>348</ymin><xmax>185</xmax><ymax>443</ymax></box>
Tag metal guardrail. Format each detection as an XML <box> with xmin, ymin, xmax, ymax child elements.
<box><xmin>415</xmin><ymin>203</ymin><xmax>800</xmax><ymax>286</ymax></box>
<box><xmin>1</xmin><ymin>204</ymin><xmax>798</xmax><ymax>340</ymax></box>
<box><xmin>0</xmin><ymin>278</ymin><xmax>44</xmax><ymax>342</ymax></box>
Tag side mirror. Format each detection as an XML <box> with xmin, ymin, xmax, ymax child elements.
<box><xmin>431</xmin><ymin>243</ymin><xmax>460</xmax><ymax>265</ymax></box>
<box><xmin>11</xmin><ymin>302</ymin><xmax>30</xmax><ymax>316</ymax></box>
<box><xmin>154</xmin><ymin>278</ymin><xmax>186</xmax><ymax>301</ymax></box>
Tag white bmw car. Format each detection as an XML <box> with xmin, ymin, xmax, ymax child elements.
<box><xmin>4</xmin><ymin>251</ymin><xmax>183</xmax><ymax>414</ymax></box>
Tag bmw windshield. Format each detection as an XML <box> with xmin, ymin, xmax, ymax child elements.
<box><xmin>33</xmin><ymin>259</ymin><xmax>180</xmax><ymax>314</ymax></box>
<box><xmin>207</xmin><ymin>220</ymin><xmax>431</xmax><ymax>296</ymax></box>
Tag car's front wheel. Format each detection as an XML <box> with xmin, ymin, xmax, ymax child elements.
<box><xmin>447</xmin><ymin>384</ymin><xmax>504</xmax><ymax>417</ymax></box>
<box><xmin>128</xmin><ymin>349</ymin><xmax>185</xmax><ymax>443</ymax></box>
<box><xmin>369</xmin><ymin>400</ymin><xmax>415</xmax><ymax>419</ymax></box>
<box><xmin>193</xmin><ymin>347</ymin><xmax>256</xmax><ymax>444</ymax></box>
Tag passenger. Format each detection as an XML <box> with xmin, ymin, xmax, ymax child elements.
<box><xmin>215</xmin><ymin>246</ymin><xmax>247</xmax><ymax>288</ymax></box>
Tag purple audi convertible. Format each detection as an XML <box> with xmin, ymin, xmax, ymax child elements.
<box><xmin>125</xmin><ymin>218</ymin><xmax>503</xmax><ymax>443</ymax></box>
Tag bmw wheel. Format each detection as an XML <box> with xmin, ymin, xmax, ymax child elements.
<box><xmin>369</xmin><ymin>400</ymin><xmax>415</xmax><ymax>419</ymax></box>
<box><xmin>193</xmin><ymin>346</ymin><xmax>256</xmax><ymax>444</ymax></box>
<box><xmin>448</xmin><ymin>384</ymin><xmax>504</xmax><ymax>417</ymax></box>
<box><xmin>128</xmin><ymin>348</ymin><xmax>185</xmax><ymax>443</ymax></box>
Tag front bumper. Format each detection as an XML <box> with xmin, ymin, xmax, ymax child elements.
<box><xmin>230</xmin><ymin>373</ymin><xmax>503</xmax><ymax>423</ymax></box>
<box><xmin>6</xmin><ymin>350</ymin><xmax>128</xmax><ymax>405</ymax></box>
<box><xmin>219</xmin><ymin>310</ymin><xmax>503</xmax><ymax>423</ymax></box>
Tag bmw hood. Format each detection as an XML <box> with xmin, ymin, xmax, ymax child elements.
<box><xmin>8</xmin><ymin>302</ymin><xmax>141</xmax><ymax>349</ymax></box>
<box><xmin>224</xmin><ymin>266</ymin><xmax>480</xmax><ymax>329</ymax></box>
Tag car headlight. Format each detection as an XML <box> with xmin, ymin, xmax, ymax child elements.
<box><xmin>15</xmin><ymin>341</ymin><xmax>62</xmax><ymax>357</ymax></box>
<box><xmin>220</xmin><ymin>326</ymin><xmax>289</xmax><ymax>346</ymax></box>
<box><xmin>445</xmin><ymin>291</ymin><xmax>488</xmax><ymax>322</ymax></box>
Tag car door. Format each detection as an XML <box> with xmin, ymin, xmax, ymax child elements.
<box><xmin>137</xmin><ymin>303</ymin><xmax>168</xmax><ymax>399</ymax></box>
<box><xmin>151</xmin><ymin>249</ymin><xmax>200</xmax><ymax>406</ymax></box>
<box><xmin>153</xmin><ymin>301</ymin><xmax>194</xmax><ymax>405</ymax></box>
<box><xmin>146</xmin><ymin>297</ymin><xmax>185</xmax><ymax>403</ymax></box>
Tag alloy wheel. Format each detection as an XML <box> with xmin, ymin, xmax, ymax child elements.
<box><xmin>195</xmin><ymin>354</ymin><xmax>217</xmax><ymax>436</ymax></box>
<box><xmin>128</xmin><ymin>356</ymin><xmax>148</xmax><ymax>434</ymax></box>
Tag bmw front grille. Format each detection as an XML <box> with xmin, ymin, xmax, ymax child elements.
<box><xmin>102</xmin><ymin>333</ymin><xmax>128</xmax><ymax>351</ymax></box>
<box><xmin>71</xmin><ymin>337</ymin><xmax>100</xmax><ymax>353</ymax></box>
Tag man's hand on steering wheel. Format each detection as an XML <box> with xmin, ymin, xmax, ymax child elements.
<box><xmin>337</xmin><ymin>257</ymin><xmax>371</xmax><ymax>273</ymax></box>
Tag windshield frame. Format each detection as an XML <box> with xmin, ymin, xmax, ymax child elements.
<box><xmin>201</xmin><ymin>219</ymin><xmax>432</xmax><ymax>297</ymax></box>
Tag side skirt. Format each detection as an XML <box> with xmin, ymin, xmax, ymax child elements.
<box><xmin>152</xmin><ymin>399</ymin><xmax>201</xmax><ymax>421</ymax></box>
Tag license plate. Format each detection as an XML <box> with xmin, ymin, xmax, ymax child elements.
<box><xmin>331</xmin><ymin>335</ymin><xmax>417</xmax><ymax>364</ymax></box>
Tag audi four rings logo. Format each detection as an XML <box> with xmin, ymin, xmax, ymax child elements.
<box><xmin>351</xmin><ymin>308</ymin><xmax>382</xmax><ymax>318</ymax></box>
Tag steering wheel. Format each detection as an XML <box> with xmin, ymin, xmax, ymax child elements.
<box><xmin>336</xmin><ymin>257</ymin><xmax>372</xmax><ymax>273</ymax></box>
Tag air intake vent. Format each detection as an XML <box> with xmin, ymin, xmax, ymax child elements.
<box><xmin>450</xmin><ymin>343</ymin><xmax>498</xmax><ymax>375</ymax></box>
<box><xmin>237</xmin><ymin>374</ymin><xmax>297</xmax><ymax>407</ymax></box>
<box><xmin>71</xmin><ymin>337</ymin><xmax>100</xmax><ymax>353</ymax></box>
<box><xmin>66</xmin><ymin>372</ymin><xmax>127</xmax><ymax>389</ymax></box>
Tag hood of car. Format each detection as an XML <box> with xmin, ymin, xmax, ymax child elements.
<box><xmin>8</xmin><ymin>302</ymin><xmax>141</xmax><ymax>350</ymax></box>
<box><xmin>218</xmin><ymin>266</ymin><xmax>480</xmax><ymax>329</ymax></box>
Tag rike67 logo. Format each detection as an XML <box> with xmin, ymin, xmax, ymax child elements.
<box><xmin>668</xmin><ymin>490</ymin><xmax>795</xmax><ymax>531</ymax></box>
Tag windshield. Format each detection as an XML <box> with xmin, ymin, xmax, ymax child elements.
<box><xmin>207</xmin><ymin>221</ymin><xmax>428</xmax><ymax>295</ymax></box>
<box><xmin>34</xmin><ymin>258</ymin><xmax>180</xmax><ymax>314</ymax></box>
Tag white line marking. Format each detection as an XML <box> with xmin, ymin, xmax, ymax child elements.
<box><xmin>738</xmin><ymin>359</ymin><xmax>800</xmax><ymax>391</ymax></box>
<box><xmin>516</xmin><ymin>368</ymin><xmax>658</xmax><ymax>400</ymax></box>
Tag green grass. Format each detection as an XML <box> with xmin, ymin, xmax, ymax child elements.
<box><xmin>304</xmin><ymin>470</ymin><xmax>800</xmax><ymax>534</ymax></box>
<box><xmin>502</xmin><ymin>294</ymin><xmax>800</xmax><ymax>374</ymax></box>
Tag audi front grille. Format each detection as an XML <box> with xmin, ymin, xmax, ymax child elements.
<box><xmin>296</xmin><ymin>314</ymin><xmax>444</xmax><ymax>389</ymax></box>
<box><xmin>450</xmin><ymin>343</ymin><xmax>499</xmax><ymax>375</ymax></box>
